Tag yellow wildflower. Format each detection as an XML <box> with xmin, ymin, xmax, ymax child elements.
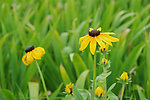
<box><xmin>95</xmin><ymin>86</ymin><xmax>103</xmax><ymax>97</ymax></box>
<box><xmin>66</xmin><ymin>83</ymin><xmax>73</xmax><ymax>94</ymax></box>
<box><xmin>22</xmin><ymin>46</ymin><xmax>45</xmax><ymax>66</ymax></box>
<box><xmin>120</xmin><ymin>72</ymin><xmax>128</xmax><ymax>81</ymax></box>
<box><xmin>101</xmin><ymin>58</ymin><xmax>108</xmax><ymax>65</ymax></box>
<box><xmin>79</xmin><ymin>27</ymin><xmax>119</xmax><ymax>55</ymax></box>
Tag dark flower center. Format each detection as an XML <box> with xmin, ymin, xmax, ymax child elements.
<box><xmin>89</xmin><ymin>30</ymin><xmax>100</xmax><ymax>37</ymax></box>
<box><xmin>25</xmin><ymin>46</ymin><xmax>35</xmax><ymax>53</ymax></box>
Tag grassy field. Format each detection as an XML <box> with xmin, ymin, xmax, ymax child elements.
<box><xmin>0</xmin><ymin>0</ymin><xmax>150</xmax><ymax>99</ymax></box>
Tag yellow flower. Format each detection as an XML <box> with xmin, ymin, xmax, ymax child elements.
<box><xmin>100</xmin><ymin>44</ymin><xmax>109</xmax><ymax>52</ymax></box>
<box><xmin>66</xmin><ymin>83</ymin><xmax>73</xmax><ymax>94</ymax></box>
<box><xmin>95</xmin><ymin>86</ymin><xmax>103</xmax><ymax>97</ymax></box>
<box><xmin>101</xmin><ymin>58</ymin><xmax>108</xmax><ymax>65</ymax></box>
<box><xmin>120</xmin><ymin>72</ymin><xmax>128</xmax><ymax>81</ymax></box>
<box><xmin>79</xmin><ymin>27</ymin><xmax>119</xmax><ymax>55</ymax></box>
<box><xmin>22</xmin><ymin>46</ymin><xmax>45</xmax><ymax>66</ymax></box>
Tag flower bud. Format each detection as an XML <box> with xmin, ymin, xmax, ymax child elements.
<box><xmin>100</xmin><ymin>44</ymin><xmax>109</xmax><ymax>52</ymax></box>
<box><xmin>101</xmin><ymin>58</ymin><xmax>108</xmax><ymax>65</ymax></box>
<box><xmin>120</xmin><ymin>72</ymin><xmax>128</xmax><ymax>81</ymax></box>
<box><xmin>95</xmin><ymin>86</ymin><xmax>103</xmax><ymax>97</ymax></box>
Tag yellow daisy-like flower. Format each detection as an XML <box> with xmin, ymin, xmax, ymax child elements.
<box><xmin>79</xmin><ymin>27</ymin><xmax>119</xmax><ymax>55</ymax></box>
<box><xmin>95</xmin><ymin>86</ymin><xmax>103</xmax><ymax>97</ymax></box>
<box><xmin>120</xmin><ymin>72</ymin><xmax>128</xmax><ymax>81</ymax></box>
<box><xmin>22</xmin><ymin>46</ymin><xmax>45</xmax><ymax>66</ymax></box>
<box><xmin>66</xmin><ymin>83</ymin><xmax>73</xmax><ymax>94</ymax></box>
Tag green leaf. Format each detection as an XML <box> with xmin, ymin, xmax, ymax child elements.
<box><xmin>136</xmin><ymin>85</ymin><xmax>148</xmax><ymax>100</ymax></box>
<box><xmin>107</xmin><ymin>91</ymin><xmax>119</xmax><ymax>100</ymax></box>
<box><xmin>120</xmin><ymin>42</ymin><xmax>145</xmax><ymax>73</ymax></box>
<box><xmin>28</xmin><ymin>82</ymin><xmax>39</xmax><ymax>100</ymax></box>
<box><xmin>73</xmin><ymin>53</ymin><xmax>87</xmax><ymax>77</ymax></box>
<box><xmin>73</xmin><ymin>86</ymin><xmax>84</xmax><ymax>100</ymax></box>
<box><xmin>60</xmin><ymin>64</ymin><xmax>71</xmax><ymax>85</ymax></box>
<box><xmin>0</xmin><ymin>89</ymin><xmax>16</xmax><ymax>100</ymax></box>
<box><xmin>50</xmin><ymin>83</ymin><xmax>63</xmax><ymax>100</ymax></box>
<box><xmin>107</xmin><ymin>83</ymin><xmax>116</xmax><ymax>93</ymax></box>
<box><xmin>96</xmin><ymin>71</ymin><xmax>111</xmax><ymax>83</ymax></box>
<box><xmin>76</xmin><ymin>70</ymin><xmax>89</xmax><ymax>89</ymax></box>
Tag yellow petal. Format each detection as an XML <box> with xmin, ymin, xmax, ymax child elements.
<box><xmin>22</xmin><ymin>53</ymin><xmax>29</xmax><ymax>66</ymax></box>
<box><xmin>95</xmin><ymin>86</ymin><xmax>103</xmax><ymax>97</ymax></box>
<box><xmin>66</xmin><ymin>85</ymin><xmax>71</xmax><ymax>93</ymax></box>
<box><xmin>79</xmin><ymin>36</ymin><xmax>91</xmax><ymax>51</ymax></box>
<box><xmin>90</xmin><ymin>37</ymin><xmax>96</xmax><ymax>55</ymax></box>
<box><xmin>102</xmin><ymin>34</ymin><xmax>119</xmax><ymax>42</ymax></box>
<box><xmin>89</xmin><ymin>28</ymin><xmax>94</xmax><ymax>32</ymax></box>
<box><xmin>97</xmin><ymin>27</ymin><xmax>102</xmax><ymax>31</ymax></box>
<box><xmin>95</xmin><ymin>36</ymin><xmax>106</xmax><ymax>48</ymax></box>
<box><xmin>26</xmin><ymin>52</ymin><xmax>34</xmax><ymax>65</ymax></box>
<box><xmin>32</xmin><ymin>47</ymin><xmax>45</xmax><ymax>59</ymax></box>
<box><xmin>79</xmin><ymin>35</ymin><xmax>89</xmax><ymax>44</ymax></box>
<box><xmin>120</xmin><ymin>72</ymin><xmax>128</xmax><ymax>80</ymax></box>
<box><xmin>101</xmin><ymin>32</ymin><xmax>116</xmax><ymax>35</ymax></box>
<box><xmin>98</xmin><ymin>35</ymin><xmax>112</xmax><ymax>46</ymax></box>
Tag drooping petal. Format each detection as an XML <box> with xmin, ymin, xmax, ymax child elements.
<box><xmin>101</xmin><ymin>34</ymin><xmax>119</xmax><ymax>42</ymax></box>
<box><xmin>32</xmin><ymin>47</ymin><xmax>45</xmax><ymax>59</ymax></box>
<box><xmin>90</xmin><ymin>37</ymin><xmax>96</xmax><ymax>55</ymax></box>
<box><xmin>101</xmin><ymin>32</ymin><xmax>116</xmax><ymax>35</ymax></box>
<box><xmin>79</xmin><ymin>35</ymin><xmax>89</xmax><ymax>44</ymax></box>
<box><xmin>22</xmin><ymin>53</ymin><xmax>29</xmax><ymax>66</ymax></box>
<box><xmin>99</xmin><ymin>35</ymin><xmax>112</xmax><ymax>46</ymax></box>
<box><xmin>79</xmin><ymin>36</ymin><xmax>91</xmax><ymax>51</ymax></box>
<box><xmin>26</xmin><ymin>52</ymin><xmax>34</xmax><ymax>65</ymax></box>
<box><xmin>95</xmin><ymin>36</ymin><xmax>106</xmax><ymax>48</ymax></box>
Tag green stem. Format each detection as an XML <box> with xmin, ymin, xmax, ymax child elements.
<box><xmin>92</xmin><ymin>53</ymin><xmax>96</xmax><ymax>100</ymax></box>
<box><xmin>120</xmin><ymin>83</ymin><xmax>125</xmax><ymax>100</ymax></box>
<box><xmin>104</xmin><ymin>67</ymin><xmax>107</xmax><ymax>100</ymax></box>
<box><xmin>35</xmin><ymin>60</ymin><xmax>49</xmax><ymax>100</ymax></box>
<box><xmin>103</xmin><ymin>52</ymin><xmax>107</xmax><ymax>100</ymax></box>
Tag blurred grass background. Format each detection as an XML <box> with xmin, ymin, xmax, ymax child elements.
<box><xmin>0</xmin><ymin>0</ymin><xmax>150</xmax><ymax>99</ymax></box>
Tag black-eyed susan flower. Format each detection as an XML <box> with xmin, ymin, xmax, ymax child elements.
<box><xmin>22</xmin><ymin>46</ymin><xmax>45</xmax><ymax>66</ymax></box>
<box><xmin>101</xmin><ymin>58</ymin><xmax>108</xmax><ymax>65</ymax></box>
<box><xmin>100</xmin><ymin>44</ymin><xmax>109</xmax><ymax>52</ymax></box>
<box><xmin>66</xmin><ymin>83</ymin><xmax>73</xmax><ymax>94</ymax></box>
<box><xmin>79</xmin><ymin>27</ymin><xmax>119</xmax><ymax>55</ymax></box>
<box><xmin>95</xmin><ymin>86</ymin><xmax>103</xmax><ymax>97</ymax></box>
<box><xmin>120</xmin><ymin>72</ymin><xmax>128</xmax><ymax>81</ymax></box>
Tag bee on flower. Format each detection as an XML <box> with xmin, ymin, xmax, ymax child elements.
<box><xmin>22</xmin><ymin>46</ymin><xmax>45</xmax><ymax>66</ymax></box>
<box><xmin>66</xmin><ymin>83</ymin><xmax>74</xmax><ymax>94</ymax></box>
<box><xmin>79</xmin><ymin>27</ymin><xmax>119</xmax><ymax>55</ymax></box>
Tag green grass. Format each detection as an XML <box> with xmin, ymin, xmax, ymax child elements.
<box><xmin>0</xmin><ymin>0</ymin><xmax>150</xmax><ymax>99</ymax></box>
